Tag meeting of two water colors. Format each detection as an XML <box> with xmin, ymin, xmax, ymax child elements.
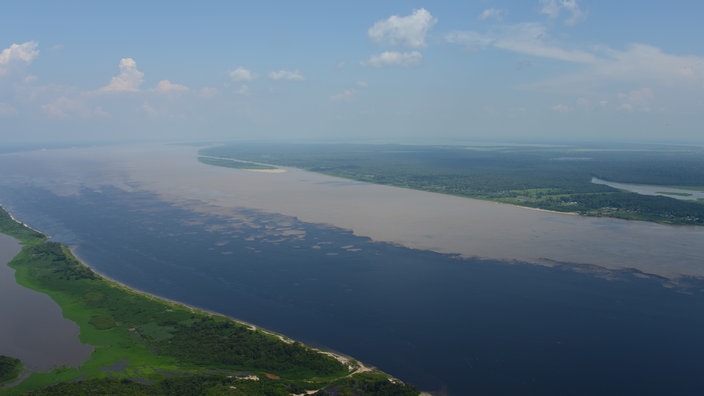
<box><xmin>1</xmin><ymin>145</ymin><xmax>704</xmax><ymax>395</ymax></box>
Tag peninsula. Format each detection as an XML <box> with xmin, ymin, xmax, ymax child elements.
<box><xmin>0</xmin><ymin>206</ymin><xmax>418</xmax><ymax>395</ymax></box>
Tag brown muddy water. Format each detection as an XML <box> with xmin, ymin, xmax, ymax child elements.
<box><xmin>0</xmin><ymin>234</ymin><xmax>92</xmax><ymax>372</ymax></box>
<box><xmin>2</xmin><ymin>145</ymin><xmax>704</xmax><ymax>395</ymax></box>
<box><xmin>1</xmin><ymin>145</ymin><xmax>701</xmax><ymax>279</ymax></box>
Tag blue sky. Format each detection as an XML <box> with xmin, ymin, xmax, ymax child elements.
<box><xmin>1</xmin><ymin>1</ymin><xmax>703</xmax><ymax>144</ymax></box>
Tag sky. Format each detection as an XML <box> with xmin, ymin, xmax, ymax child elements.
<box><xmin>1</xmin><ymin>1</ymin><xmax>703</xmax><ymax>144</ymax></box>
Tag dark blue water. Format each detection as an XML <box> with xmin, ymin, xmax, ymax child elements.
<box><xmin>2</xmin><ymin>185</ymin><xmax>704</xmax><ymax>395</ymax></box>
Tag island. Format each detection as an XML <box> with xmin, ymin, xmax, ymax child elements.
<box><xmin>0</xmin><ymin>206</ymin><xmax>418</xmax><ymax>395</ymax></box>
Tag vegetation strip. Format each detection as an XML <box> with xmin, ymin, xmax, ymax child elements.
<box><xmin>0</xmin><ymin>206</ymin><xmax>417</xmax><ymax>395</ymax></box>
<box><xmin>199</xmin><ymin>144</ymin><xmax>704</xmax><ymax>225</ymax></box>
<box><xmin>197</xmin><ymin>156</ymin><xmax>278</xmax><ymax>170</ymax></box>
<box><xmin>0</xmin><ymin>357</ymin><xmax>21</xmax><ymax>385</ymax></box>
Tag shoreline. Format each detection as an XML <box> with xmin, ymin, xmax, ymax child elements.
<box><xmin>0</xmin><ymin>206</ymin><xmax>384</xmax><ymax>395</ymax></box>
<box><xmin>66</xmin><ymin>246</ymin><xmax>375</xmax><ymax>377</ymax></box>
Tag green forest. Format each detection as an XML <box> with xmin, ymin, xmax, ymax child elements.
<box><xmin>200</xmin><ymin>143</ymin><xmax>704</xmax><ymax>225</ymax></box>
<box><xmin>0</xmin><ymin>206</ymin><xmax>417</xmax><ymax>395</ymax></box>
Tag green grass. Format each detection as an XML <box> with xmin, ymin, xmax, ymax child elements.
<box><xmin>0</xmin><ymin>357</ymin><xmax>22</xmax><ymax>385</ymax></box>
<box><xmin>0</xmin><ymin>205</ymin><xmax>417</xmax><ymax>395</ymax></box>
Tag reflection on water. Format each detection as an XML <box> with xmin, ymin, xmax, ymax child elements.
<box><xmin>2</xmin><ymin>185</ymin><xmax>704</xmax><ymax>396</ymax></box>
<box><xmin>592</xmin><ymin>177</ymin><xmax>704</xmax><ymax>201</ymax></box>
<box><xmin>1</xmin><ymin>145</ymin><xmax>704</xmax><ymax>394</ymax></box>
<box><xmin>0</xmin><ymin>234</ymin><xmax>92</xmax><ymax>371</ymax></box>
<box><xmin>1</xmin><ymin>145</ymin><xmax>702</xmax><ymax>279</ymax></box>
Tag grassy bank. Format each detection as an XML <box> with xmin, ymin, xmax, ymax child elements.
<box><xmin>0</xmin><ymin>206</ymin><xmax>418</xmax><ymax>395</ymax></box>
<box><xmin>0</xmin><ymin>357</ymin><xmax>21</xmax><ymax>385</ymax></box>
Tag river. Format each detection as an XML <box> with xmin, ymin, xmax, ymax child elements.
<box><xmin>0</xmin><ymin>144</ymin><xmax>703</xmax><ymax>395</ymax></box>
<box><xmin>0</xmin><ymin>234</ymin><xmax>92</xmax><ymax>372</ymax></box>
<box><xmin>592</xmin><ymin>176</ymin><xmax>704</xmax><ymax>201</ymax></box>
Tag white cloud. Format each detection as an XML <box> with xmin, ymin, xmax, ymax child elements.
<box><xmin>0</xmin><ymin>41</ymin><xmax>39</xmax><ymax>75</ymax></box>
<box><xmin>446</xmin><ymin>23</ymin><xmax>596</xmax><ymax>63</ymax></box>
<box><xmin>447</xmin><ymin>22</ymin><xmax>704</xmax><ymax>88</ymax></box>
<box><xmin>152</xmin><ymin>80</ymin><xmax>189</xmax><ymax>94</ymax></box>
<box><xmin>268</xmin><ymin>70</ymin><xmax>304</xmax><ymax>81</ymax></box>
<box><xmin>523</xmin><ymin>44</ymin><xmax>704</xmax><ymax>94</ymax></box>
<box><xmin>595</xmin><ymin>44</ymin><xmax>704</xmax><ymax>84</ymax></box>
<box><xmin>368</xmin><ymin>8</ymin><xmax>436</xmax><ymax>48</ymax></box>
<box><xmin>447</xmin><ymin>19</ymin><xmax>704</xmax><ymax>108</ymax></box>
<box><xmin>100</xmin><ymin>58</ymin><xmax>144</xmax><ymax>93</ymax></box>
<box><xmin>330</xmin><ymin>88</ymin><xmax>357</xmax><ymax>102</ymax></box>
<box><xmin>479</xmin><ymin>8</ymin><xmax>504</xmax><ymax>21</ymax></box>
<box><xmin>363</xmin><ymin>51</ymin><xmax>422</xmax><ymax>67</ymax></box>
<box><xmin>540</xmin><ymin>0</ymin><xmax>586</xmax><ymax>26</ymax></box>
<box><xmin>229</xmin><ymin>67</ymin><xmax>255</xmax><ymax>82</ymax></box>
<box><xmin>618</xmin><ymin>87</ymin><xmax>654</xmax><ymax>112</ymax></box>
<box><xmin>539</xmin><ymin>0</ymin><xmax>560</xmax><ymax>18</ymax></box>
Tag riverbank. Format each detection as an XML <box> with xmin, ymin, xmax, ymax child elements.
<box><xmin>66</xmin><ymin>247</ymin><xmax>375</xmax><ymax>377</ymax></box>
<box><xmin>0</xmin><ymin>234</ymin><xmax>91</xmax><ymax>375</ymax></box>
<box><xmin>0</xmin><ymin>205</ymin><xmax>418</xmax><ymax>395</ymax></box>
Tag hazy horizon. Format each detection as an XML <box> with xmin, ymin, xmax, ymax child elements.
<box><xmin>2</xmin><ymin>1</ymin><xmax>704</xmax><ymax>144</ymax></box>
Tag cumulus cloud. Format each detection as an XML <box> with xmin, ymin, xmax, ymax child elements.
<box><xmin>368</xmin><ymin>8</ymin><xmax>436</xmax><ymax>48</ymax></box>
<box><xmin>0</xmin><ymin>41</ymin><xmax>39</xmax><ymax>75</ymax></box>
<box><xmin>268</xmin><ymin>70</ymin><xmax>304</xmax><ymax>81</ymax></box>
<box><xmin>540</xmin><ymin>0</ymin><xmax>587</xmax><ymax>25</ymax></box>
<box><xmin>229</xmin><ymin>67</ymin><xmax>255</xmax><ymax>82</ymax></box>
<box><xmin>363</xmin><ymin>51</ymin><xmax>422</xmax><ymax>67</ymax></box>
<box><xmin>100</xmin><ymin>58</ymin><xmax>144</xmax><ymax>93</ymax></box>
<box><xmin>152</xmin><ymin>80</ymin><xmax>189</xmax><ymax>94</ymax></box>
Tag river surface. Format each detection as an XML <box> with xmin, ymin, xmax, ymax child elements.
<box><xmin>592</xmin><ymin>177</ymin><xmax>704</xmax><ymax>201</ymax></box>
<box><xmin>1</xmin><ymin>144</ymin><xmax>704</xmax><ymax>395</ymax></box>
<box><xmin>0</xmin><ymin>234</ymin><xmax>92</xmax><ymax>372</ymax></box>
